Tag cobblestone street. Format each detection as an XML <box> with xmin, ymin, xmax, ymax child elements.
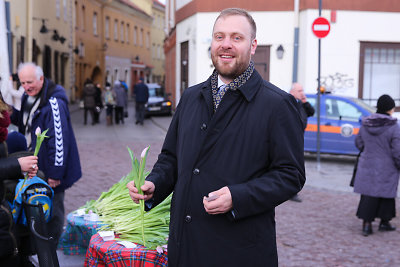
<box><xmin>60</xmin><ymin>102</ymin><xmax>400</xmax><ymax>266</ymax></box>
<box><xmin>276</xmin><ymin>187</ymin><xmax>400</xmax><ymax>266</ymax></box>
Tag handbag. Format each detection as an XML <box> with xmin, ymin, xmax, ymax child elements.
<box><xmin>350</xmin><ymin>150</ymin><xmax>362</xmax><ymax>187</ymax></box>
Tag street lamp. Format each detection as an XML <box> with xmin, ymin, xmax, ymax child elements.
<box><xmin>34</xmin><ymin>18</ymin><xmax>67</xmax><ymax>44</ymax></box>
<box><xmin>39</xmin><ymin>19</ymin><xmax>48</xmax><ymax>33</ymax></box>
<box><xmin>276</xmin><ymin>45</ymin><xmax>285</xmax><ymax>59</ymax></box>
<box><xmin>52</xmin><ymin>30</ymin><xmax>60</xmax><ymax>41</ymax></box>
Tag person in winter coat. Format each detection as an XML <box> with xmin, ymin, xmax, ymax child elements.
<box><xmin>133</xmin><ymin>77</ymin><xmax>149</xmax><ymax>125</ymax></box>
<box><xmin>112</xmin><ymin>80</ymin><xmax>128</xmax><ymax>124</ymax></box>
<box><xmin>82</xmin><ymin>79</ymin><xmax>97</xmax><ymax>125</ymax></box>
<box><xmin>94</xmin><ymin>83</ymin><xmax>103</xmax><ymax>124</ymax></box>
<box><xmin>127</xmin><ymin>8</ymin><xmax>305</xmax><ymax>267</ymax></box>
<box><xmin>354</xmin><ymin>94</ymin><xmax>400</xmax><ymax>236</ymax></box>
<box><xmin>0</xmin><ymin>98</ymin><xmax>38</xmax><ymax>266</ymax></box>
<box><xmin>12</xmin><ymin>62</ymin><xmax>82</xmax><ymax>247</ymax></box>
<box><xmin>289</xmin><ymin>82</ymin><xmax>315</xmax><ymax>202</ymax></box>
<box><xmin>290</xmin><ymin>83</ymin><xmax>315</xmax><ymax>131</ymax></box>
<box><xmin>103</xmin><ymin>82</ymin><xmax>116</xmax><ymax>125</ymax></box>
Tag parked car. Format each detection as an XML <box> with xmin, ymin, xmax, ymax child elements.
<box><xmin>304</xmin><ymin>94</ymin><xmax>375</xmax><ymax>155</ymax></box>
<box><xmin>145</xmin><ymin>83</ymin><xmax>172</xmax><ymax>116</ymax></box>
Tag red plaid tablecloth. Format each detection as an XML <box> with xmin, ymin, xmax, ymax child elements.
<box><xmin>84</xmin><ymin>233</ymin><xmax>168</xmax><ymax>267</ymax></box>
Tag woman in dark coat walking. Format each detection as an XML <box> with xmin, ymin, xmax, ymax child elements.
<box><xmin>82</xmin><ymin>79</ymin><xmax>97</xmax><ymax>125</ymax></box>
<box><xmin>354</xmin><ymin>94</ymin><xmax>400</xmax><ymax>236</ymax></box>
<box><xmin>112</xmin><ymin>80</ymin><xmax>127</xmax><ymax>124</ymax></box>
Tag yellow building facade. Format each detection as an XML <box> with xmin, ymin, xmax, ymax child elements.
<box><xmin>129</xmin><ymin>0</ymin><xmax>153</xmax><ymax>19</ymax></box>
<box><xmin>74</xmin><ymin>0</ymin><xmax>152</xmax><ymax>98</ymax></box>
<box><xmin>150</xmin><ymin>0</ymin><xmax>165</xmax><ymax>85</ymax></box>
<box><xmin>7</xmin><ymin>0</ymin><xmax>160</xmax><ymax>100</ymax></box>
<box><xmin>9</xmin><ymin>0</ymin><xmax>74</xmax><ymax>99</ymax></box>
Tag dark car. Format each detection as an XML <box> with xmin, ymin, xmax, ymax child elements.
<box><xmin>145</xmin><ymin>83</ymin><xmax>172</xmax><ymax>116</ymax></box>
<box><xmin>304</xmin><ymin>94</ymin><xmax>375</xmax><ymax>155</ymax></box>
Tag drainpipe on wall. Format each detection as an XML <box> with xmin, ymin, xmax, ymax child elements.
<box><xmin>164</xmin><ymin>0</ymin><xmax>169</xmax><ymax>35</ymax></box>
<box><xmin>69</xmin><ymin>0</ymin><xmax>75</xmax><ymax>102</ymax></box>
<box><xmin>292</xmin><ymin>0</ymin><xmax>299</xmax><ymax>83</ymax></box>
<box><xmin>26</xmin><ymin>0</ymin><xmax>32</xmax><ymax>62</ymax></box>
<box><xmin>5</xmin><ymin>1</ymin><xmax>12</xmax><ymax>71</ymax></box>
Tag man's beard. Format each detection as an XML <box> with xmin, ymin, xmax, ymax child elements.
<box><xmin>211</xmin><ymin>52</ymin><xmax>251</xmax><ymax>80</ymax></box>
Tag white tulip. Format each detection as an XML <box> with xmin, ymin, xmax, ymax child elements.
<box><xmin>141</xmin><ymin>146</ymin><xmax>149</xmax><ymax>159</ymax></box>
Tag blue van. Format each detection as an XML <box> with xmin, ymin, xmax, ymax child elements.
<box><xmin>304</xmin><ymin>94</ymin><xmax>375</xmax><ymax>155</ymax></box>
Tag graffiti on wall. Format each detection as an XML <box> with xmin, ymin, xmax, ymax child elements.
<box><xmin>319</xmin><ymin>72</ymin><xmax>354</xmax><ymax>94</ymax></box>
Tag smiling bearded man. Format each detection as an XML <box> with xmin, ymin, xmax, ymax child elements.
<box><xmin>127</xmin><ymin>8</ymin><xmax>305</xmax><ymax>267</ymax></box>
<box><xmin>211</xmin><ymin>10</ymin><xmax>257</xmax><ymax>83</ymax></box>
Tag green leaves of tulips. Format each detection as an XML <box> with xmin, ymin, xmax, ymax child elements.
<box><xmin>127</xmin><ymin>146</ymin><xmax>150</xmax><ymax>247</ymax></box>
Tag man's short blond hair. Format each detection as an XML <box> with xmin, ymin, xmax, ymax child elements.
<box><xmin>214</xmin><ymin>8</ymin><xmax>257</xmax><ymax>40</ymax></box>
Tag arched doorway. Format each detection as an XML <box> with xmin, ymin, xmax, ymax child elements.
<box><xmin>91</xmin><ymin>66</ymin><xmax>102</xmax><ymax>87</ymax></box>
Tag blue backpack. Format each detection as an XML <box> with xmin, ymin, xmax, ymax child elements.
<box><xmin>12</xmin><ymin>176</ymin><xmax>54</xmax><ymax>225</ymax></box>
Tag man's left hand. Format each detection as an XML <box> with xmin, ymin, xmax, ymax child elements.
<box><xmin>203</xmin><ymin>186</ymin><xmax>233</xmax><ymax>215</ymax></box>
<box><xmin>48</xmin><ymin>178</ymin><xmax>61</xmax><ymax>188</ymax></box>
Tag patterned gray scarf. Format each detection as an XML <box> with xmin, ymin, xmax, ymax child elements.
<box><xmin>211</xmin><ymin>61</ymin><xmax>254</xmax><ymax>112</ymax></box>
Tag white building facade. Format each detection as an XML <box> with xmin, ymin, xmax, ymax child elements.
<box><xmin>165</xmin><ymin>0</ymin><xmax>400</xmax><ymax>108</ymax></box>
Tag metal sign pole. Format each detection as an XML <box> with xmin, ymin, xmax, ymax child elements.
<box><xmin>317</xmin><ymin>38</ymin><xmax>321</xmax><ymax>171</ymax></box>
<box><xmin>317</xmin><ymin>0</ymin><xmax>322</xmax><ymax>170</ymax></box>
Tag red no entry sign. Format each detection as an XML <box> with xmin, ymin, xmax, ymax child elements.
<box><xmin>312</xmin><ymin>17</ymin><xmax>330</xmax><ymax>38</ymax></box>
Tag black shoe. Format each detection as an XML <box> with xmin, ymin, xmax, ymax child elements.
<box><xmin>135</xmin><ymin>121</ymin><xmax>139</xmax><ymax>125</ymax></box>
<box><xmin>290</xmin><ymin>195</ymin><xmax>302</xmax><ymax>202</ymax></box>
<box><xmin>379</xmin><ymin>222</ymin><xmax>396</xmax><ymax>231</ymax></box>
<box><xmin>362</xmin><ymin>222</ymin><xmax>372</xmax><ymax>236</ymax></box>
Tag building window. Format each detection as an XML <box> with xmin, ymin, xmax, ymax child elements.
<box><xmin>63</xmin><ymin>0</ymin><xmax>67</xmax><ymax>21</ymax></box>
<box><xmin>152</xmin><ymin>43</ymin><xmax>155</xmax><ymax>59</ymax></box>
<box><xmin>106</xmin><ymin>69</ymin><xmax>110</xmax><ymax>84</ymax></box>
<box><xmin>360</xmin><ymin>42</ymin><xmax>400</xmax><ymax>107</ymax></box>
<box><xmin>81</xmin><ymin>5</ymin><xmax>85</xmax><ymax>31</ymax></box>
<box><xmin>74</xmin><ymin>1</ymin><xmax>78</xmax><ymax>29</ymax></box>
<box><xmin>146</xmin><ymin>32</ymin><xmax>150</xmax><ymax>49</ymax></box>
<box><xmin>114</xmin><ymin>19</ymin><xmax>118</xmax><ymax>41</ymax></box>
<box><xmin>126</xmin><ymin>23</ymin><xmax>130</xmax><ymax>44</ymax></box>
<box><xmin>133</xmin><ymin>26</ymin><xmax>137</xmax><ymax>45</ymax></box>
<box><xmin>93</xmin><ymin>12</ymin><xmax>98</xmax><ymax>36</ymax></box>
<box><xmin>139</xmin><ymin>28</ymin><xmax>143</xmax><ymax>47</ymax></box>
<box><xmin>56</xmin><ymin>0</ymin><xmax>60</xmax><ymax>18</ymax></box>
<box><xmin>79</xmin><ymin>42</ymin><xmax>85</xmax><ymax>58</ymax></box>
<box><xmin>61</xmin><ymin>53</ymin><xmax>67</xmax><ymax>86</ymax></box>
<box><xmin>105</xmin><ymin>17</ymin><xmax>110</xmax><ymax>39</ymax></box>
<box><xmin>54</xmin><ymin>51</ymin><xmax>59</xmax><ymax>84</ymax></box>
<box><xmin>114</xmin><ymin>68</ymin><xmax>119</xmax><ymax>81</ymax></box>
<box><xmin>121</xmin><ymin>21</ymin><xmax>124</xmax><ymax>42</ymax></box>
